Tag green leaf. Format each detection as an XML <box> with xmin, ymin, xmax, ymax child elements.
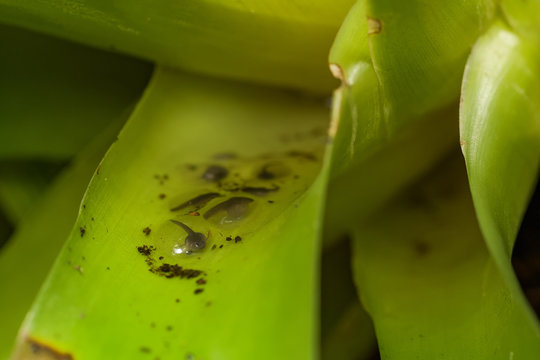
<box><xmin>460</xmin><ymin>20</ymin><xmax>540</xmax><ymax>327</ymax></box>
<box><xmin>351</xmin><ymin>154</ymin><xmax>540</xmax><ymax>359</ymax></box>
<box><xmin>0</xmin><ymin>24</ymin><xmax>151</xmax><ymax>159</ymax></box>
<box><xmin>0</xmin><ymin>120</ymin><xmax>124</xmax><ymax>359</ymax></box>
<box><xmin>366</xmin><ymin>0</ymin><xmax>496</xmax><ymax>123</ymax></box>
<box><xmin>11</xmin><ymin>67</ymin><xmax>331</xmax><ymax>359</ymax></box>
<box><xmin>0</xmin><ymin>0</ymin><xmax>356</xmax><ymax>93</ymax></box>
<box><xmin>325</xmin><ymin>0</ymin><xmax>460</xmax><ymax>245</ymax></box>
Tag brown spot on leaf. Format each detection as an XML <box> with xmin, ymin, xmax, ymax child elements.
<box><xmin>367</xmin><ymin>17</ymin><xmax>382</xmax><ymax>34</ymax></box>
<box><xmin>329</xmin><ymin>63</ymin><xmax>344</xmax><ymax>82</ymax></box>
<box><xmin>21</xmin><ymin>338</ymin><xmax>74</xmax><ymax>360</ymax></box>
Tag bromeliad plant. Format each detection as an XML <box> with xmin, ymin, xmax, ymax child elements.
<box><xmin>0</xmin><ymin>0</ymin><xmax>539</xmax><ymax>359</ymax></box>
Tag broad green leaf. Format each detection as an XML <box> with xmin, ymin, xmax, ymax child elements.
<box><xmin>0</xmin><ymin>120</ymin><xmax>124</xmax><ymax>359</ymax></box>
<box><xmin>325</xmin><ymin>0</ymin><xmax>459</xmax><ymax>245</ymax></box>
<box><xmin>11</xmin><ymin>68</ymin><xmax>330</xmax><ymax>359</ymax></box>
<box><xmin>460</xmin><ymin>20</ymin><xmax>540</xmax><ymax>325</ymax></box>
<box><xmin>0</xmin><ymin>24</ymin><xmax>151</xmax><ymax>159</ymax></box>
<box><xmin>352</xmin><ymin>154</ymin><xmax>540</xmax><ymax>359</ymax></box>
<box><xmin>0</xmin><ymin>160</ymin><xmax>64</xmax><ymax>224</ymax></box>
<box><xmin>0</xmin><ymin>0</ymin><xmax>355</xmax><ymax>93</ymax></box>
<box><xmin>366</xmin><ymin>0</ymin><xmax>496</xmax><ymax>123</ymax></box>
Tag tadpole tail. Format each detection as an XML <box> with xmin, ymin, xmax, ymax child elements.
<box><xmin>169</xmin><ymin>219</ymin><xmax>194</xmax><ymax>235</ymax></box>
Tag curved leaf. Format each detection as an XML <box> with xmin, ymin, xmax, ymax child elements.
<box><xmin>367</xmin><ymin>0</ymin><xmax>496</xmax><ymax>123</ymax></box>
<box><xmin>460</xmin><ymin>20</ymin><xmax>540</xmax><ymax>330</ymax></box>
<box><xmin>0</xmin><ymin>0</ymin><xmax>356</xmax><ymax>93</ymax></box>
<box><xmin>325</xmin><ymin>0</ymin><xmax>459</xmax><ymax>245</ymax></box>
<box><xmin>11</xmin><ymin>68</ymin><xmax>331</xmax><ymax>359</ymax></box>
<box><xmin>0</xmin><ymin>24</ymin><xmax>151</xmax><ymax>159</ymax></box>
<box><xmin>0</xmin><ymin>120</ymin><xmax>124</xmax><ymax>359</ymax></box>
<box><xmin>352</xmin><ymin>154</ymin><xmax>540</xmax><ymax>359</ymax></box>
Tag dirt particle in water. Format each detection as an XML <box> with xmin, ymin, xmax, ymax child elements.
<box><xmin>235</xmin><ymin>236</ymin><xmax>242</xmax><ymax>243</ymax></box>
<box><xmin>80</xmin><ymin>227</ymin><xmax>86</xmax><ymax>237</ymax></box>
<box><xmin>137</xmin><ymin>245</ymin><xmax>155</xmax><ymax>256</ymax></box>
<box><xmin>194</xmin><ymin>289</ymin><xmax>204</xmax><ymax>295</ymax></box>
<box><xmin>143</xmin><ymin>227</ymin><xmax>151</xmax><ymax>236</ymax></box>
<box><xmin>196</xmin><ymin>278</ymin><xmax>207</xmax><ymax>285</ymax></box>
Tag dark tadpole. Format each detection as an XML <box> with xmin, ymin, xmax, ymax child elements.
<box><xmin>170</xmin><ymin>192</ymin><xmax>222</xmax><ymax>211</ymax></box>
<box><xmin>202</xmin><ymin>165</ymin><xmax>228</xmax><ymax>182</ymax></box>
<box><xmin>258</xmin><ymin>162</ymin><xmax>289</xmax><ymax>180</ymax></box>
<box><xmin>169</xmin><ymin>220</ymin><xmax>206</xmax><ymax>251</ymax></box>
<box><xmin>241</xmin><ymin>185</ymin><xmax>279</xmax><ymax>197</ymax></box>
<box><xmin>203</xmin><ymin>197</ymin><xmax>254</xmax><ymax>221</ymax></box>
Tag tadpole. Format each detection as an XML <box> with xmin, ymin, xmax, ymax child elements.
<box><xmin>202</xmin><ymin>165</ymin><xmax>228</xmax><ymax>182</ymax></box>
<box><xmin>169</xmin><ymin>220</ymin><xmax>207</xmax><ymax>252</ymax></box>
<box><xmin>170</xmin><ymin>192</ymin><xmax>222</xmax><ymax>211</ymax></box>
<box><xmin>203</xmin><ymin>197</ymin><xmax>254</xmax><ymax>222</ymax></box>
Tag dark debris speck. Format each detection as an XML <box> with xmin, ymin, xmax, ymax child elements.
<box><xmin>235</xmin><ymin>236</ymin><xmax>242</xmax><ymax>243</ymax></box>
<box><xmin>196</xmin><ymin>278</ymin><xmax>207</xmax><ymax>285</ymax></box>
<box><xmin>137</xmin><ymin>245</ymin><xmax>155</xmax><ymax>256</ymax></box>
<box><xmin>80</xmin><ymin>227</ymin><xmax>86</xmax><ymax>237</ymax></box>
<box><xmin>143</xmin><ymin>227</ymin><xmax>151</xmax><ymax>236</ymax></box>
<box><xmin>152</xmin><ymin>263</ymin><xmax>202</xmax><ymax>279</ymax></box>
<box><xmin>194</xmin><ymin>289</ymin><xmax>204</xmax><ymax>295</ymax></box>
